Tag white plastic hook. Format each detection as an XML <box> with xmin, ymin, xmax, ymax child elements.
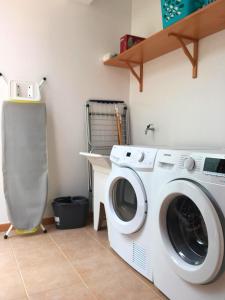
<box><xmin>0</xmin><ymin>74</ymin><xmax>47</xmax><ymax>101</ymax></box>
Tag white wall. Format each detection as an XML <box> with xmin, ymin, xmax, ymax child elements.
<box><xmin>130</xmin><ymin>0</ymin><xmax>225</xmax><ymax>149</ymax></box>
<box><xmin>0</xmin><ymin>0</ymin><xmax>131</xmax><ymax>224</ymax></box>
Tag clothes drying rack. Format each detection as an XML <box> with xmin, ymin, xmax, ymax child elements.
<box><xmin>86</xmin><ymin>99</ymin><xmax>130</xmax><ymax>201</ymax></box>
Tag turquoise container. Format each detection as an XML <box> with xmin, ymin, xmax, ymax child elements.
<box><xmin>161</xmin><ymin>0</ymin><xmax>215</xmax><ymax>29</ymax></box>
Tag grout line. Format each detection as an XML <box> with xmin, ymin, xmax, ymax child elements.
<box><xmin>85</xmin><ymin>227</ymin><xmax>165</xmax><ymax>299</ymax></box>
<box><xmin>9</xmin><ymin>239</ymin><xmax>30</xmax><ymax>300</ymax></box>
<box><xmin>84</xmin><ymin>228</ymin><xmax>109</xmax><ymax>250</ymax></box>
<box><xmin>8</xmin><ymin>230</ymin><xmax>63</xmax><ymax>299</ymax></box>
<box><xmin>7</xmin><ymin>226</ymin><xmax>163</xmax><ymax>300</ymax></box>
<box><xmin>48</xmin><ymin>232</ymin><xmax>99</xmax><ymax>300</ymax></box>
<box><xmin>115</xmin><ymin>252</ymin><xmax>165</xmax><ymax>300</ymax></box>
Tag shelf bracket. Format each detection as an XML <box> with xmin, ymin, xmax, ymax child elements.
<box><xmin>125</xmin><ymin>61</ymin><xmax>143</xmax><ymax>92</ymax></box>
<box><xmin>169</xmin><ymin>33</ymin><xmax>199</xmax><ymax>78</ymax></box>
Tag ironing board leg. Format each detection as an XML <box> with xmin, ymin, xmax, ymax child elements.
<box><xmin>40</xmin><ymin>224</ymin><xmax>47</xmax><ymax>234</ymax></box>
<box><xmin>4</xmin><ymin>224</ymin><xmax>13</xmax><ymax>239</ymax></box>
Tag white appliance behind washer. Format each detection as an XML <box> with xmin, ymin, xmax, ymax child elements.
<box><xmin>152</xmin><ymin>149</ymin><xmax>225</xmax><ymax>300</ymax></box>
<box><xmin>105</xmin><ymin>145</ymin><xmax>158</xmax><ymax>281</ymax></box>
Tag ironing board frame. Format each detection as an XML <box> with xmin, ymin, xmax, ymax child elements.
<box><xmin>4</xmin><ymin>224</ymin><xmax>47</xmax><ymax>239</ymax></box>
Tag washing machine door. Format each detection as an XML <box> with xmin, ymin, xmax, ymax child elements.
<box><xmin>105</xmin><ymin>167</ymin><xmax>147</xmax><ymax>235</ymax></box>
<box><xmin>158</xmin><ymin>179</ymin><xmax>224</xmax><ymax>285</ymax></box>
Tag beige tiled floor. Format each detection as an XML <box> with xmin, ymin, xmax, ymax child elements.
<box><xmin>0</xmin><ymin>225</ymin><xmax>166</xmax><ymax>300</ymax></box>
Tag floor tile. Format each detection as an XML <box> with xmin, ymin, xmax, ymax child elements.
<box><xmin>0</xmin><ymin>233</ymin><xmax>12</xmax><ymax>254</ymax></box>
<box><xmin>10</xmin><ymin>232</ymin><xmax>52</xmax><ymax>252</ymax></box>
<box><xmin>74</xmin><ymin>248</ymin><xmax>129</xmax><ymax>284</ymax></box>
<box><xmin>21</xmin><ymin>260</ymin><xmax>82</xmax><ymax>296</ymax></box>
<box><xmin>0</xmin><ymin>225</ymin><xmax>167</xmax><ymax>300</ymax></box>
<box><xmin>29</xmin><ymin>283</ymin><xmax>96</xmax><ymax>300</ymax></box>
<box><xmin>0</xmin><ymin>251</ymin><xmax>17</xmax><ymax>274</ymax></box>
<box><xmin>129</xmin><ymin>266</ymin><xmax>167</xmax><ymax>299</ymax></box>
<box><xmin>0</xmin><ymin>270</ymin><xmax>27</xmax><ymax>300</ymax></box>
<box><xmin>57</xmin><ymin>235</ymin><xmax>106</xmax><ymax>261</ymax></box>
<box><xmin>13</xmin><ymin>243</ymin><xmax>66</xmax><ymax>269</ymax></box>
<box><xmin>85</xmin><ymin>226</ymin><xmax>109</xmax><ymax>248</ymax></box>
<box><xmin>90</xmin><ymin>269</ymin><xmax>161</xmax><ymax>300</ymax></box>
<box><xmin>49</xmin><ymin>227</ymin><xmax>88</xmax><ymax>245</ymax></box>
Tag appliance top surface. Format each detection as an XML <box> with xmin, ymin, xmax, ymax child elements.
<box><xmin>111</xmin><ymin>145</ymin><xmax>224</xmax><ymax>153</ymax></box>
<box><xmin>158</xmin><ymin>147</ymin><xmax>225</xmax><ymax>155</ymax></box>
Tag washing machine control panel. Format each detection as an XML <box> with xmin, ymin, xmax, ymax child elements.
<box><xmin>110</xmin><ymin>146</ymin><xmax>157</xmax><ymax>169</ymax></box>
<box><xmin>182</xmin><ymin>153</ymin><xmax>225</xmax><ymax>184</ymax></box>
<box><xmin>156</xmin><ymin>149</ymin><xmax>225</xmax><ymax>184</ymax></box>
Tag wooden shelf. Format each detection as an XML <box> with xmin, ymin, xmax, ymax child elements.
<box><xmin>104</xmin><ymin>0</ymin><xmax>225</xmax><ymax>91</ymax></box>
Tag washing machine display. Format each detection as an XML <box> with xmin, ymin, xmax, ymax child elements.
<box><xmin>204</xmin><ymin>157</ymin><xmax>225</xmax><ymax>174</ymax></box>
<box><xmin>112</xmin><ymin>178</ymin><xmax>137</xmax><ymax>222</ymax></box>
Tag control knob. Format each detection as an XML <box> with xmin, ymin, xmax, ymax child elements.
<box><xmin>137</xmin><ymin>152</ymin><xmax>145</xmax><ymax>162</ymax></box>
<box><xmin>184</xmin><ymin>157</ymin><xmax>195</xmax><ymax>171</ymax></box>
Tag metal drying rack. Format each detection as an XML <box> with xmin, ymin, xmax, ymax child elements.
<box><xmin>86</xmin><ymin>99</ymin><xmax>130</xmax><ymax>201</ymax></box>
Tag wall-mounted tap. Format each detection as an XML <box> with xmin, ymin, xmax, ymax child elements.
<box><xmin>145</xmin><ymin>123</ymin><xmax>155</xmax><ymax>135</ymax></box>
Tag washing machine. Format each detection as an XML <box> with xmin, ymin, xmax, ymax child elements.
<box><xmin>152</xmin><ymin>148</ymin><xmax>225</xmax><ymax>300</ymax></box>
<box><xmin>105</xmin><ymin>145</ymin><xmax>158</xmax><ymax>281</ymax></box>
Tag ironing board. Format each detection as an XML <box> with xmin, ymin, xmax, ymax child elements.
<box><xmin>2</xmin><ymin>101</ymin><xmax>48</xmax><ymax>236</ymax></box>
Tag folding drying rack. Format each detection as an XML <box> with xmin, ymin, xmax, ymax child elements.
<box><xmin>86</xmin><ymin>99</ymin><xmax>130</xmax><ymax>201</ymax></box>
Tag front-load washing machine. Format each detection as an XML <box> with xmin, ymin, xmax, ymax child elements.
<box><xmin>105</xmin><ymin>145</ymin><xmax>158</xmax><ymax>281</ymax></box>
<box><xmin>152</xmin><ymin>148</ymin><xmax>225</xmax><ymax>300</ymax></box>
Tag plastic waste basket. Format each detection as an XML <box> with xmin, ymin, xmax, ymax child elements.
<box><xmin>52</xmin><ymin>196</ymin><xmax>89</xmax><ymax>229</ymax></box>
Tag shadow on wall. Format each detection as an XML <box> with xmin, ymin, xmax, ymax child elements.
<box><xmin>46</xmin><ymin>105</ymin><xmax>60</xmax><ymax>216</ymax></box>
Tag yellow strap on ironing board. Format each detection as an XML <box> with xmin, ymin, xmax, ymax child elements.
<box><xmin>15</xmin><ymin>227</ymin><xmax>39</xmax><ymax>235</ymax></box>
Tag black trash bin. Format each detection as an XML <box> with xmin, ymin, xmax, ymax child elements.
<box><xmin>52</xmin><ymin>196</ymin><xmax>89</xmax><ymax>229</ymax></box>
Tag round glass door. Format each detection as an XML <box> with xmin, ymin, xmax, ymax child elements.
<box><xmin>105</xmin><ymin>167</ymin><xmax>147</xmax><ymax>234</ymax></box>
<box><xmin>167</xmin><ymin>195</ymin><xmax>208</xmax><ymax>266</ymax></box>
<box><xmin>112</xmin><ymin>178</ymin><xmax>137</xmax><ymax>222</ymax></box>
<box><xmin>158</xmin><ymin>180</ymin><xmax>224</xmax><ymax>284</ymax></box>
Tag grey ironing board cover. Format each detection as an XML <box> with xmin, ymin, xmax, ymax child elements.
<box><xmin>2</xmin><ymin>102</ymin><xmax>48</xmax><ymax>230</ymax></box>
